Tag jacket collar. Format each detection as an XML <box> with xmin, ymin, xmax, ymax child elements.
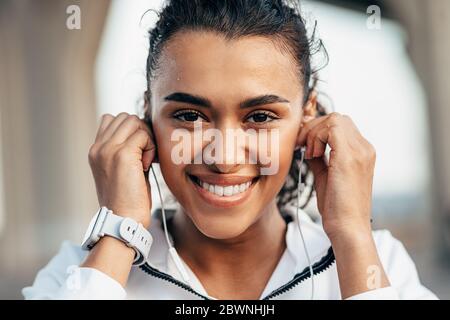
<box><xmin>144</xmin><ymin>205</ymin><xmax>332</xmax><ymax>291</ymax></box>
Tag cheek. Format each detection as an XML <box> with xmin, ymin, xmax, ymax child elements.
<box><xmin>153</xmin><ymin>123</ymin><xmax>174</xmax><ymax>167</ymax></box>
<box><xmin>261</xmin><ymin>123</ymin><xmax>298</xmax><ymax>177</ymax></box>
<box><xmin>259</xmin><ymin>124</ymin><xmax>298</xmax><ymax>196</ymax></box>
<box><xmin>152</xmin><ymin>123</ymin><xmax>188</xmax><ymax>194</ymax></box>
<box><xmin>277</xmin><ymin>127</ymin><xmax>298</xmax><ymax>170</ymax></box>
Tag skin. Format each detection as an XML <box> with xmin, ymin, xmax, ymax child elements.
<box><xmin>82</xmin><ymin>31</ymin><xmax>389</xmax><ymax>299</ymax></box>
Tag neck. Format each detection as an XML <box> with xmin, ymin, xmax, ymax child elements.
<box><xmin>170</xmin><ymin>201</ymin><xmax>287</xmax><ymax>297</ymax></box>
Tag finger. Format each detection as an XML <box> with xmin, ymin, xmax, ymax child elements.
<box><xmin>95</xmin><ymin>114</ymin><xmax>114</xmax><ymax>142</ymax></box>
<box><xmin>306</xmin><ymin>156</ymin><xmax>328</xmax><ymax>205</ymax></box>
<box><xmin>307</xmin><ymin>156</ymin><xmax>327</xmax><ymax>181</ymax></box>
<box><xmin>342</xmin><ymin>115</ymin><xmax>360</xmax><ymax>136</ymax></box>
<box><xmin>126</xmin><ymin>129</ymin><xmax>156</xmax><ymax>171</ymax></box>
<box><xmin>146</xmin><ymin>120</ymin><xmax>158</xmax><ymax>163</ymax></box>
<box><xmin>99</xmin><ymin>112</ymin><xmax>130</xmax><ymax>142</ymax></box>
<box><xmin>297</xmin><ymin>114</ymin><xmax>331</xmax><ymax>147</ymax></box>
<box><xmin>311</xmin><ymin>127</ymin><xmax>329</xmax><ymax>159</ymax></box>
<box><xmin>111</xmin><ymin>116</ymin><xmax>152</xmax><ymax>145</ymax></box>
<box><xmin>305</xmin><ymin>115</ymin><xmax>347</xmax><ymax>159</ymax></box>
<box><xmin>305</xmin><ymin>120</ymin><xmax>330</xmax><ymax>159</ymax></box>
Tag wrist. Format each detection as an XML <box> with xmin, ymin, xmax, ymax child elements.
<box><xmin>325</xmin><ymin>222</ymin><xmax>373</xmax><ymax>249</ymax></box>
<box><xmin>82</xmin><ymin>207</ymin><xmax>153</xmax><ymax>266</ymax></box>
<box><xmin>91</xmin><ymin>236</ymin><xmax>136</xmax><ymax>259</ymax></box>
<box><xmin>326</xmin><ymin>224</ymin><xmax>390</xmax><ymax>298</ymax></box>
<box><xmin>82</xmin><ymin>236</ymin><xmax>135</xmax><ymax>287</ymax></box>
<box><xmin>105</xmin><ymin>205</ymin><xmax>151</xmax><ymax>229</ymax></box>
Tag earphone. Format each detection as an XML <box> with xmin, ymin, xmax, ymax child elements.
<box><xmin>150</xmin><ymin>165</ymin><xmax>191</xmax><ymax>286</ymax></box>
<box><xmin>149</xmin><ymin>147</ymin><xmax>315</xmax><ymax>299</ymax></box>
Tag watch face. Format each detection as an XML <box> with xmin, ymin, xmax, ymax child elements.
<box><xmin>81</xmin><ymin>208</ymin><xmax>104</xmax><ymax>250</ymax></box>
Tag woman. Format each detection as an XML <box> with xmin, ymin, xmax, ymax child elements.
<box><xmin>23</xmin><ymin>0</ymin><xmax>436</xmax><ymax>300</ymax></box>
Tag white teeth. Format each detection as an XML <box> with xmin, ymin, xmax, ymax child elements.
<box><xmin>223</xmin><ymin>186</ymin><xmax>233</xmax><ymax>196</ymax></box>
<box><xmin>197</xmin><ymin>178</ymin><xmax>254</xmax><ymax>197</ymax></box>
<box><xmin>214</xmin><ymin>185</ymin><xmax>224</xmax><ymax>196</ymax></box>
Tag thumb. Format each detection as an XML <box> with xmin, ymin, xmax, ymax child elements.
<box><xmin>307</xmin><ymin>156</ymin><xmax>328</xmax><ymax>197</ymax></box>
<box><xmin>142</xmin><ymin>147</ymin><xmax>156</xmax><ymax>172</ymax></box>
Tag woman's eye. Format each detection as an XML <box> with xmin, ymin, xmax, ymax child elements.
<box><xmin>246</xmin><ymin>112</ymin><xmax>278</xmax><ymax>123</ymax></box>
<box><xmin>173</xmin><ymin>110</ymin><xmax>206</xmax><ymax>122</ymax></box>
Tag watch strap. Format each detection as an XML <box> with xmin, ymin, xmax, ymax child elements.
<box><xmin>97</xmin><ymin>209</ymin><xmax>153</xmax><ymax>266</ymax></box>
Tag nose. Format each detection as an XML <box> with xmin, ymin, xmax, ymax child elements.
<box><xmin>203</xmin><ymin>123</ymin><xmax>247</xmax><ymax>173</ymax></box>
<box><xmin>209</xmin><ymin>162</ymin><xmax>241</xmax><ymax>174</ymax></box>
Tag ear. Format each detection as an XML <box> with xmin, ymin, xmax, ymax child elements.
<box><xmin>303</xmin><ymin>90</ymin><xmax>318</xmax><ymax>118</ymax></box>
<box><xmin>295</xmin><ymin>91</ymin><xmax>318</xmax><ymax>150</ymax></box>
<box><xmin>143</xmin><ymin>90</ymin><xmax>159</xmax><ymax>163</ymax></box>
<box><xmin>143</xmin><ymin>90</ymin><xmax>151</xmax><ymax>117</ymax></box>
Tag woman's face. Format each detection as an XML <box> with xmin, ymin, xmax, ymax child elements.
<box><xmin>149</xmin><ymin>31</ymin><xmax>305</xmax><ymax>239</ymax></box>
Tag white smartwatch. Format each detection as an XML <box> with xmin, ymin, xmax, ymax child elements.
<box><xmin>82</xmin><ymin>207</ymin><xmax>153</xmax><ymax>266</ymax></box>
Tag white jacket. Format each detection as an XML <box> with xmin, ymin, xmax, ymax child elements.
<box><xmin>22</xmin><ymin>206</ymin><xmax>437</xmax><ymax>300</ymax></box>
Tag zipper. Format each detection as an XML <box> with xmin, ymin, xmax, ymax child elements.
<box><xmin>139</xmin><ymin>246</ymin><xmax>335</xmax><ymax>300</ymax></box>
<box><xmin>139</xmin><ymin>263</ymin><xmax>211</xmax><ymax>300</ymax></box>
<box><xmin>262</xmin><ymin>246</ymin><xmax>335</xmax><ymax>300</ymax></box>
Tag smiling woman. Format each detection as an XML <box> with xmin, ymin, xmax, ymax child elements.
<box><xmin>23</xmin><ymin>0</ymin><xmax>437</xmax><ymax>300</ymax></box>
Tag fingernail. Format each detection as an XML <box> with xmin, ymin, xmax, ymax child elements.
<box><xmin>305</xmin><ymin>149</ymin><xmax>311</xmax><ymax>160</ymax></box>
<box><xmin>303</xmin><ymin>116</ymin><xmax>314</xmax><ymax>122</ymax></box>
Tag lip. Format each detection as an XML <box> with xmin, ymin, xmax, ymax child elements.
<box><xmin>189</xmin><ymin>173</ymin><xmax>255</xmax><ymax>186</ymax></box>
<box><xmin>188</xmin><ymin>174</ymin><xmax>259</xmax><ymax>208</ymax></box>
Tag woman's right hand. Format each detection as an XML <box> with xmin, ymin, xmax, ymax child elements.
<box><xmin>88</xmin><ymin>113</ymin><xmax>156</xmax><ymax>229</ymax></box>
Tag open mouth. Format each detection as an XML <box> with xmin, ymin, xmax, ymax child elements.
<box><xmin>189</xmin><ymin>175</ymin><xmax>257</xmax><ymax>197</ymax></box>
<box><xmin>187</xmin><ymin>174</ymin><xmax>259</xmax><ymax>208</ymax></box>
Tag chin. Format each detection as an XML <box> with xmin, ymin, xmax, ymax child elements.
<box><xmin>190</xmin><ymin>212</ymin><xmax>254</xmax><ymax>240</ymax></box>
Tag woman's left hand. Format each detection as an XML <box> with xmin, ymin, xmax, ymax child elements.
<box><xmin>297</xmin><ymin>112</ymin><xmax>390</xmax><ymax>298</ymax></box>
<box><xmin>297</xmin><ymin>112</ymin><xmax>376</xmax><ymax>241</ymax></box>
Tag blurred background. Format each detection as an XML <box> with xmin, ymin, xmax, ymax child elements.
<box><xmin>0</xmin><ymin>0</ymin><xmax>449</xmax><ymax>299</ymax></box>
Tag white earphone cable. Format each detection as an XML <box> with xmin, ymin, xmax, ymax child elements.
<box><xmin>151</xmin><ymin>165</ymin><xmax>172</xmax><ymax>248</ymax></box>
<box><xmin>150</xmin><ymin>165</ymin><xmax>191</xmax><ymax>285</ymax></box>
<box><xmin>297</xmin><ymin>147</ymin><xmax>315</xmax><ymax>300</ymax></box>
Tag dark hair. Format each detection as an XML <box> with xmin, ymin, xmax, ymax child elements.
<box><xmin>143</xmin><ymin>0</ymin><xmax>328</xmax><ymax>210</ymax></box>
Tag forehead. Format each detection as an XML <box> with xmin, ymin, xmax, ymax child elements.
<box><xmin>151</xmin><ymin>31</ymin><xmax>303</xmax><ymax>104</ymax></box>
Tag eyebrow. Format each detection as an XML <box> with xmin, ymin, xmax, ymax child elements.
<box><xmin>164</xmin><ymin>92</ymin><xmax>290</xmax><ymax>109</ymax></box>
